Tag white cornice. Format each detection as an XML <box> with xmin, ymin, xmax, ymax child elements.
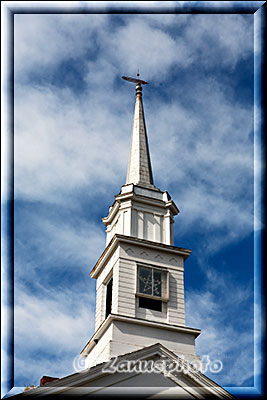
<box><xmin>102</xmin><ymin>185</ymin><xmax>179</xmax><ymax>226</ymax></box>
<box><xmin>81</xmin><ymin>313</ymin><xmax>200</xmax><ymax>357</ymax></box>
<box><xmin>90</xmin><ymin>234</ymin><xmax>191</xmax><ymax>279</ymax></box>
<box><xmin>102</xmin><ymin>200</ymin><xmax>120</xmax><ymax>226</ymax></box>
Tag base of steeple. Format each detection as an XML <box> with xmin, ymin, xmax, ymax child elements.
<box><xmin>81</xmin><ymin>314</ymin><xmax>201</xmax><ymax>369</ymax></box>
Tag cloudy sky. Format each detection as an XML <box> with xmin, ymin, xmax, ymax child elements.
<box><xmin>2</xmin><ymin>1</ymin><xmax>264</xmax><ymax>397</ymax></box>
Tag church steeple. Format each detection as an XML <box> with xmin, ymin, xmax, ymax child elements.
<box><xmin>126</xmin><ymin>82</ymin><xmax>155</xmax><ymax>188</ymax></box>
<box><xmin>81</xmin><ymin>74</ymin><xmax>201</xmax><ymax>373</ymax></box>
<box><xmin>102</xmin><ymin>75</ymin><xmax>179</xmax><ymax>246</ymax></box>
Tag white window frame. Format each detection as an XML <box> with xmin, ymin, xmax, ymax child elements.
<box><xmin>136</xmin><ymin>264</ymin><xmax>169</xmax><ymax>302</ymax></box>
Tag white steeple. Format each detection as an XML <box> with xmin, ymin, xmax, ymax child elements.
<box><xmin>81</xmin><ymin>77</ymin><xmax>201</xmax><ymax>370</ymax></box>
<box><xmin>126</xmin><ymin>82</ymin><xmax>155</xmax><ymax>188</ymax></box>
<box><xmin>102</xmin><ymin>78</ymin><xmax>179</xmax><ymax>247</ymax></box>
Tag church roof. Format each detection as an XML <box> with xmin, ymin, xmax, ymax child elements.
<box><xmin>12</xmin><ymin>343</ymin><xmax>234</xmax><ymax>398</ymax></box>
<box><xmin>126</xmin><ymin>82</ymin><xmax>155</xmax><ymax>189</ymax></box>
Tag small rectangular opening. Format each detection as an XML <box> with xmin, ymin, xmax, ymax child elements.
<box><xmin>138</xmin><ymin>296</ymin><xmax>162</xmax><ymax>312</ymax></box>
<box><xmin>105</xmin><ymin>277</ymin><xmax>113</xmax><ymax>318</ymax></box>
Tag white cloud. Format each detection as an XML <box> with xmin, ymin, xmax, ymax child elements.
<box><xmin>14</xmin><ymin>287</ymin><xmax>95</xmax><ymax>386</ymax></box>
<box><xmin>105</xmin><ymin>19</ymin><xmax>192</xmax><ymax>80</ymax></box>
<box><xmin>147</xmin><ymin>78</ymin><xmax>254</xmax><ymax>247</ymax></box>
<box><xmin>85</xmin><ymin>59</ymin><xmax>118</xmax><ymax>88</ymax></box>
<box><xmin>185</xmin><ymin>268</ymin><xmax>254</xmax><ymax>386</ymax></box>
<box><xmin>14</xmin><ymin>207</ymin><xmax>106</xmax><ymax>281</ymax></box>
<box><xmin>105</xmin><ymin>13</ymin><xmax>253</xmax><ymax>79</ymax></box>
<box><xmin>5</xmin><ymin>200</ymin><xmax>103</xmax><ymax>387</ymax></box>
<box><xmin>14</xmin><ymin>14</ymin><xmax>108</xmax><ymax>78</ymax></box>
<box><xmin>182</xmin><ymin>14</ymin><xmax>253</xmax><ymax>68</ymax></box>
<box><xmin>14</xmin><ymin>13</ymin><xmax>253</xmax><ymax>85</ymax></box>
<box><xmin>15</xmin><ymin>289</ymin><xmax>94</xmax><ymax>352</ymax></box>
<box><xmin>14</xmin><ymin>83</ymin><xmax>131</xmax><ymax>203</ymax></box>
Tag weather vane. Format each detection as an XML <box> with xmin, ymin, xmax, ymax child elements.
<box><xmin>122</xmin><ymin>70</ymin><xmax>148</xmax><ymax>85</ymax></box>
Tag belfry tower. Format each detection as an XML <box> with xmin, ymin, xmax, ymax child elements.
<box><xmin>81</xmin><ymin>77</ymin><xmax>201</xmax><ymax>368</ymax></box>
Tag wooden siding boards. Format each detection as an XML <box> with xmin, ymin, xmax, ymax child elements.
<box><xmin>118</xmin><ymin>303</ymin><xmax>136</xmax><ymax>316</ymax></box>
<box><xmin>118</xmin><ymin>274</ymin><xmax>135</xmax><ymax>284</ymax></box>
<box><xmin>118</xmin><ymin>281</ymin><xmax>134</xmax><ymax>290</ymax></box>
<box><xmin>118</xmin><ymin>286</ymin><xmax>135</xmax><ymax>295</ymax></box>
<box><xmin>115</xmin><ymin>247</ymin><xmax>186</xmax><ymax>325</ymax></box>
<box><xmin>116</xmin><ymin>257</ymin><xmax>136</xmax><ymax>319</ymax></box>
<box><xmin>94</xmin><ymin>236</ymin><xmax>189</xmax><ymax>333</ymax></box>
<box><xmin>95</xmin><ymin>284</ymin><xmax>106</xmax><ymax>330</ymax></box>
<box><xmin>167</xmin><ymin>268</ymin><xmax>185</xmax><ymax>326</ymax></box>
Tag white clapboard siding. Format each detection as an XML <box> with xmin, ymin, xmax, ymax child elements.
<box><xmin>136</xmin><ymin>305</ymin><xmax>167</xmax><ymax>323</ymax></box>
<box><xmin>95</xmin><ymin>283</ymin><xmax>106</xmax><ymax>330</ymax></box>
<box><xmin>168</xmin><ymin>268</ymin><xmax>185</xmax><ymax>326</ymax></box>
<box><xmin>94</xmin><ymin>239</ymin><xmax>188</xmax><ymax>331</ymax></box>
<box><xmin>117</xmin><ymin>258</ymin><xmax>136</xmax><ymax>318</ymax></box>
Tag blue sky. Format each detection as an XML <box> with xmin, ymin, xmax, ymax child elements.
<box><xmin>2</xmin><ymin>1</ymin><xmax>264</xmax><ymax>396</ymax></box>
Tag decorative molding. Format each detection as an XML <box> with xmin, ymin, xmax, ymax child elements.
<box><xmin>90</xmin><ymin>235</ymin><xmax>191</xmax><ymax>279</ymax></box>
<box><xmin>125</xmin><ymin>248</ymin><xmax>134</xmax><ymax>255</ymax></box>
<box><xmin>140</xmin><ymin>250</ymin><xmax>149</xmax><ymax>257</ymax></box>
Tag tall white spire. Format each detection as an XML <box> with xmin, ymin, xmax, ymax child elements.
<box><xmin>126</xmin><ymin>83</ymin><xmax>155</xmax><ymax>188</ymax></box>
